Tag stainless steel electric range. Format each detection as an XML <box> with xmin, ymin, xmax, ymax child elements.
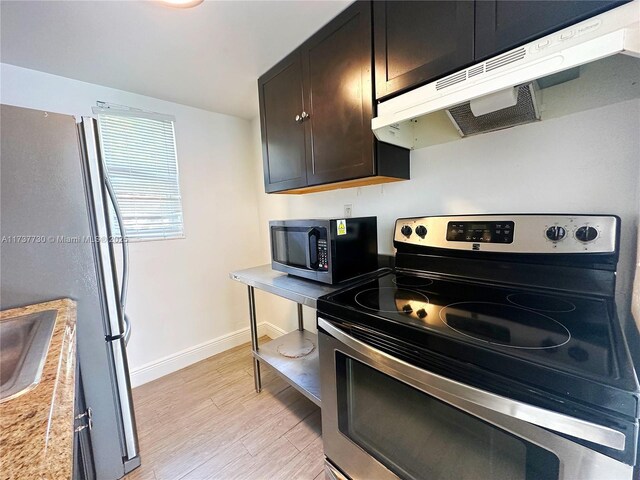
<box><xmin>317</xmin><ymin>214</ymin><xmax>639</xmax><ymax>480</ymax></box>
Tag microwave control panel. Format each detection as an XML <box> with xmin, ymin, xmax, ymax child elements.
<box><xmin>318</xmin><ymin>239</ymin><xmax>329</xmax><ymax>270</ymax></box>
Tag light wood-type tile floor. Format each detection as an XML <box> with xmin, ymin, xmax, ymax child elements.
<box><xmin>125</xmin><ymin>338</ymin><xmax>324</xmax><ymax>480</ymax></box>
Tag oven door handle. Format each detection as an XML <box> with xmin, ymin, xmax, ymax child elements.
<box><xmin>318</xmin><ymin>318</ymin><xmax>626</xmax><ymax>452</ymax></box>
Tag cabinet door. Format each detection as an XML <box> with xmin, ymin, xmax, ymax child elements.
<box><xmin>374</xmin><ymin>1</ymin><xmax>475</xmax><ymax>100</ymax></box>
<box><xmin>302</xmin><ymin>1</ymin><xmax>375</xmax><ymax>186</ymax></box>
<box><xmin>475</xmin><ymin>0</ymin><xmax>629</xmax><ymax>61</ymax></box>
<box><xmin>258</xmin><ymin>52</ymin><xmax>307</xmax><ymax>193</ymax></box>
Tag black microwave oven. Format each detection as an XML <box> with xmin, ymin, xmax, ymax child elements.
<box><xmin>269</xmin><ymin>217</ymin><xmax>378</xmax><ymax>284</ymax></box>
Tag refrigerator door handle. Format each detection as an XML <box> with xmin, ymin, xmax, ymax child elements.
<box><xmin>103</xmin><ymin>171</ymin><xmax>132</xmax><ymax>345</ymax></box>
<box><xmin>81</xmin><ymin>117</ymin><xmax>140</xmax><ymax>464</ymax></box>
<box><xmin>122</xmin><ymin>313</ymin><xmax>132</xmax><ymax>345</ymax></box>
<box><xmin>104</xmin><ymin>318</ymin><xmax>130</xmax><ymax>342</ymax></box>
<box><xmin>110</xmin><ymin>337</ymin><xmax>140</xmax><ymax>464</ymax></box>
<box><xmin>80</xmin><ymin>119</ymin><xmax>124</xmax><ymax>340</ymax></box>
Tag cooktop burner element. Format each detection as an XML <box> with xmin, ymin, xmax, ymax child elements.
<box><xmin>439</xmin><ymin>301</ymin><xmax>571</xmax><ymax>349</ymax></box>
<box><xmin>506</xmin><ymin>293</ymin><xmax>576</xmax><ymax>312</ymax></box>
<box><xmin>323</xmin><ymin>272</ymin><xmax>617</xmax><ymax>379</ymax></box>
<box><xmin>355</xmin><ymin>287</ymin><xmax>429</xmax><ymax>314</ymax></box>
<box><xmin>392</xmin><ymin>275</ymin><xmax>434</xmax><ymax>288</ymax></box>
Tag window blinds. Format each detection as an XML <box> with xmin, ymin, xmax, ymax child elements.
<box><xmin>95</xmin><ymin>111</ymin><xmax>185</xmax><ymax>241</ymax></box>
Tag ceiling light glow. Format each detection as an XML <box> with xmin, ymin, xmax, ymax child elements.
<box><xmin>160</xmin><ymin>0</ymin><xmax>204</xmax><ymax>8</ymax></box>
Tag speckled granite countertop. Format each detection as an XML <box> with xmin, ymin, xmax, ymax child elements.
<box><xmin>0</xmin><ymin>299</ymin><xmax>77</xmax><ymax>480</ymax></box>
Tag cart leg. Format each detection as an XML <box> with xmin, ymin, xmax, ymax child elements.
<box><xmin>247</xmin><ymin>286</ymin><xmax>261</xmax><ymax>392</ymax></box>
<box><xmin>297</xmin><ymin>303</ymin><xmax>304</xmax><ymax>331</ymax></box>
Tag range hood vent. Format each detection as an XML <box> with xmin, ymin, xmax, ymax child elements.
<box><xmin>372</xmin><ymin>1</ymin><xmax>640</xmax><ymax>150</ymax></box>
<box><xmin>435</xmin><ymin>71</ymin><xmax>467</xmax><ymax>90</ymax></box>
<box><xmin>485</xmin><ymin>48</ymin><xmax>527</xmax><ymax>72</ymax></box>
<box><xmin>446</xmin><ymin>83</ymin><xmax>540</xmax><ymax>137</ymax></box>
<box><xmin>434</xmin><ymin>48</ymin><xmax>529</xmax><ymax>93</ymax></box>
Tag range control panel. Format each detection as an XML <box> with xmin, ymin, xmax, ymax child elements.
<box><xmin>446</xmin><ymin>221</ymin><xmax>515</xmax><ymax>244</ymax></box>
<box><xmin>394</xmin><ymin>215</ymin><xmax>618</xmax><ymax>254</ymax></box>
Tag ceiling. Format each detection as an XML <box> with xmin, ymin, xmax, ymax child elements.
<box><xmin>0</xmin><ymin>0</ymin><xmax>351</xmax><ymax>119</ymax></box>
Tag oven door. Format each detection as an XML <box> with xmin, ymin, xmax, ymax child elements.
<box><xmin>318</xmin><ymin>318</ymin><xmax>634</xmax><ymax>480</ymax></box>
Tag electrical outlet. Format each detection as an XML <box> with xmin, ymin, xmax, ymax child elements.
<box><xmin>344</xmin><ymin>204</ymin><xmax>353</xmax><ymax>218</ymax></box>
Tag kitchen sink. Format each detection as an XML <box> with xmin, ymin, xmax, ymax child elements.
<box><xmin>0</xmin><ymin>310</ymin><xmax>57</xmax><ymax>402</ymax></box>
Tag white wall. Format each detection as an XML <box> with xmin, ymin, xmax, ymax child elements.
<box><xmin>251</xmin><ymin>98</ymin><xmax>640</xmax><ymax>333</ymax></box>
<box><xmin>3</xmin><ymin>62</ymin><xmax>638</xmax><ymax>383</ymax></box>
<box><xmin>1</xmin><ymin>63</ymin><xmax>264</xmax><ymax>385</ymax></box>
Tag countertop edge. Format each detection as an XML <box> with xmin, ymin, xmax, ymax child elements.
<box><xmin>0</xmin><ymin>298</ymin><xmax>77</xmax><ymax>480</ymax></box>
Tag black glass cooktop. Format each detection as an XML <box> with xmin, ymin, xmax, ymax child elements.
<box><xmin>322</xmin><ymin>272</ymin><xmax>623</xmax><ymax>383</ymax></box>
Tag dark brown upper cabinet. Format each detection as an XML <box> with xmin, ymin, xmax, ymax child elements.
<box><xmin>373</xmin><ymin>0</ymin><xmax>628</xmax><ymax>101</ymax></box>
<box><xmin>302</xmin><ymin>2</ymin><xmax>374</xmax><ymax>186</ymax></box>
<box><xmin>258</xmin><ymin>1</ymin><xmax>410</xmax><ymax>194</ymax></box>
<box><xmin>374</xmin><ymin>1</ymin><xmax>475</xmax><ymax>101</ymax></box>
<box><xmin>259</xmin><ymin>51</ymin><xmax>308</xmax><ymax>193</ymax></box>
<box><xmin>475</xmin><ymin>1</ymin><xmax>630</xmax><ymax>61</ymax></box>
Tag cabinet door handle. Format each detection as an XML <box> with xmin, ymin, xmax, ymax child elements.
<box><xmin>301</xmin><ymin>111</ymin><xmax>309</xmax><ymax>120</ymax></box>
<box><xmin>295</xmin><ymin>114</ymin><xmax>303</xmax><ymax>123</ymax></box>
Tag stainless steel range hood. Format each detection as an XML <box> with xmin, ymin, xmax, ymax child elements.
<box><xmin>372</xmin><ymin>1</ymin><xmax>640</xmax><ymax>149</ymax></box>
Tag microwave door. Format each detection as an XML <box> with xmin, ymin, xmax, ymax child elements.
<box><xmin>272</xmin><ymin>227</ymin><xmax>318</xmax><ymax>270</ymax></box>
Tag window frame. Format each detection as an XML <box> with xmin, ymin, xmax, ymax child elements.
<box><xmin>92</xmin><ymin>103</ymin><xmax>185</xmax><ymax>242</ymax></box>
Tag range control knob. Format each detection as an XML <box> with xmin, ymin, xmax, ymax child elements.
<box><xmin>575</xmin><ymin>226</ymin><xmax>598</xmax><ymax>243</ymax></box>
<box><xmin>400</xmin><ymin>225</ymin><xmax>413</xmax><ymax>237</ymax></box>
<box><xmin>415</xmin><ymin>225</ymin><xmax>428</xmax><ymax>238</ymax></box>
<box><xmin>545</xmin><ymin>226</ymin><xmax>566</xmax><ymax>242</ymax></box>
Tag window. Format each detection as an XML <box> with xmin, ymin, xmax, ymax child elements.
<box><xmin>93</xmin><ymin>104</ymin><xmax>184</xmax><ymax>241</ymax></box>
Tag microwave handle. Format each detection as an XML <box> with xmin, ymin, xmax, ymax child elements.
<box><xmin>306</xmin><ymin>228</ymin><xmax>319</xmax><ymax>270</ymax></box>
<box><xmin>318</xmin><ymin>318</ymin><xmax>626</xmax><ymax>452</ymax></box>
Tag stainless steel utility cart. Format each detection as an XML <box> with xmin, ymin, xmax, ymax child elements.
<box><xmin>230</xmin><ymin>263</ymin><xmax>390</xmax><ymax>408</ymax></box>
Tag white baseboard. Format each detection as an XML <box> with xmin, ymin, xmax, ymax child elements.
<box><xmin>262</xmin><ymin>321</ymin><xmax>288</xmax><ymax>339</ymax></box>
<box><xmin>129</xmin><ymin>321</ymin><xmax>286</xmax><ymax>387</ymax></box>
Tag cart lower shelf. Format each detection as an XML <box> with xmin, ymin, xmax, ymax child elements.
<box><xmin>253</xmin><ymin>329</ymin><xmax>321</xmax><ymax>407</ymax></box>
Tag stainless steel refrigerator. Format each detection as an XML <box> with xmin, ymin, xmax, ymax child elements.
<box><xmin>0</xmin><ymin>104</ymin><xmax>140</xmax><ymax>479</ymax></box>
